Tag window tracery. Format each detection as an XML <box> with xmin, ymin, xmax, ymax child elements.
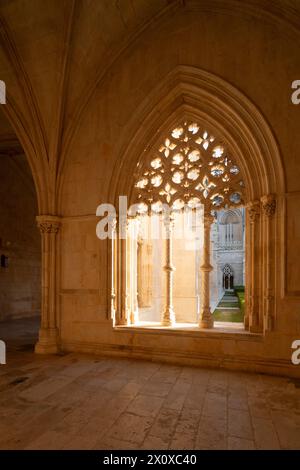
<box><xmin>134</xmin><ymin>121</ymin><xmax>245</xmax><ymax>213</ymax></box>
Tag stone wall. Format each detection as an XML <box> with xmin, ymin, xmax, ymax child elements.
<box><xmin>0</xmin><ymin>154</ymin><xmax>41</xmax><ymax>321</ymax></box>
<box><xmin>57</xmin><ymin>3</ymin><xmax>300</xmax><ymax>375</ymax></box>
<box><xmin>0</xmin><ymin>1</ymin><xmax>299</xmax><ymax>375</ymax></box>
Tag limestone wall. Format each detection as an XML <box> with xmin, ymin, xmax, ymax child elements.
<box><xmin>57</xmin><ymin>3</ymin><xmax>300</xmax><ymax>374</ymax></box>
<box><xmin>0</xmin><ymin>1</ymin><xmax>299</xmax><ymax>374</ymax></box>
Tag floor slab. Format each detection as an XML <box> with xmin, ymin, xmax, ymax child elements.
<box><xmin>0</xmin><ymin>317</ymin><xmax>299</xmax><ymax>450</ymax></box>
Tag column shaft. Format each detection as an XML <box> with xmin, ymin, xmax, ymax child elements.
<box><xmin>248</xmin><ymin>201</ymin><xmax>262</xmax><ymax>333</ymax></box>
<box><xmin>199</xmin><ymin>213</ymin><xmax>214</xmax><ymax>329</ymax></box>
<box><xmin>35</xmin><ymin>215</ymin><xmax>60</xmax><ymax>354</ymax></box>
<box><xmin>110</xmin><ymin>217</ymin><xmax>117</xmax><ymax>322</ymax></box>
<box><xmin>130</xmin><ymin>219</ymin><xmax>139</xmax><ymax>324</ymax></box>
<box><xmin>261</xmin><ymin>195</ymin><xmax>276</xmax><ymax>332</ymax></box>
<box><xmin>162</xmin><ymin>215</ymin><xmax>175</xmax><ymax>326</ymax></box>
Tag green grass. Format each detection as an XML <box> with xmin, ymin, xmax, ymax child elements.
<box><xmin>218</xmin><ymin>302</ymin><xmax>239</xmax><ymax>308</ymax></box>
<box><xmin>213</xmin><ymin>309</ymin><xmax>244</xmax><ymax>322</ymax></box>
<box><xmin>213</xmin><ymin>286</ymin><xmax>245</xmax><ymax>323</ymax></box>
<box><xmin>234</xmin><ymin>285</ymin><xmax>245</xmax><ymax>293</ymax></box>
<box><xmin>236</xmin><ymin>291</ymin><xmax>245</xmax><ymax>317</ymax></box>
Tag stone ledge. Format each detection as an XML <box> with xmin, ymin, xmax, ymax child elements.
<box><xmin>113</xmin><ymin>322</ymin><xmax>262</xmax><ymax>342</ymax></box>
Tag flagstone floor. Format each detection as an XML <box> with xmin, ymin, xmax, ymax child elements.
<box><xmin>0</xmin><ymin>317</ymin><xmax>300</xmax><ymax>450</ymax></box>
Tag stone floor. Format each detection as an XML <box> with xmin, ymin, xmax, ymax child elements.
<box><xmin>0</xmin><ymin>317</ymin><xmax>300</xmax><ymax>450</ymax></box>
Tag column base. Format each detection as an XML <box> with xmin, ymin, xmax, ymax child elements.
<box><xmin>130</xmin><ymin>309</ymin><xmax>139</xmax><ymax>325</ymax></box>
<box><xmin>162</xmin><ymin>308</ymin><xmax>175</xmax><ymax>327</ymax></box>
<box><xmin>35</xmin><ymin>327</ymin><xmax>60</xmax><ymax>354</ymax></box>
<box><xmin>249</xmin><ymin>325</ymin><xmax>263</xmax><ymax>334</ymax></box>
<box><xmin>199</xmin><ymin>309</ymin><xmax>214</xmax><ymax>329</ymax></box>
<box><xmin>249</xmin><ymin>313</ymin><xmax>262</xmax><ymax>333</ymax></box>
<box><xmin>116</xmin><ymin>316</ymin><xmax>130</xmax><ymax>326</ymax></box>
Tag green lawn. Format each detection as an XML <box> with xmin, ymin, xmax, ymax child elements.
<box><xmin>213</xmin><ymin>286</ymin><xmax>245</xmax><ymax>323</ymax></box>
<box><xmin>236</xmin><ymin>290</ymin><xmax>245</xmax><ymax>317</ymax></box>
<box><xmin>213</xmin><ymin>309</ymin><xmax>244</xmax><ymax>322</ymax></box>
<box><xmin>217</xmin><ymin>302</ymin><xmax>239</xmax><ymax>308</ymax></box>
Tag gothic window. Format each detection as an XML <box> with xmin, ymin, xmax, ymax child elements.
<box><xmin>223</xmin><ymin>264</ymin><xmax>233</xmax><ymax>276</ymax></box>
<box><xmin>134</xmin><ymin>121</ymin><xmax>245</xmax><ymax>212</ymax></box>
<box><xmin>114</xmin><ymin>121</ymin><xmax>247</xmax><ymax>330</ymax></box>
<box><xmin>223</xmin><ymin>264</ymin><xmax>234</xmax><ymax>290</ymax></box>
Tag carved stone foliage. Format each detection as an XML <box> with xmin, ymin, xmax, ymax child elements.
<box><xmin>36</xmin><ymin>216</ymin><xmax>61</xmax><ymax>234</ymax></box>
<box><xmin>134</xmin><ymin>121</ymin><xmax>245</xmax><ymax>213</ymax></box>
<box><xmin>38</xmin><ymin>222</ymin><xmax>60</xmax><ymax>234</ymax></box>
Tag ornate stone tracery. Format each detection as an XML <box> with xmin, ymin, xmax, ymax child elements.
<box><xmin>127</xmin><ymin>121</ymin><xmax>246</xmax><ymax>329</ymax></box>
<box><xmin>134</xmin><ymin>121</ymin><xmax>245</xmax><ymax>213</ymax></box>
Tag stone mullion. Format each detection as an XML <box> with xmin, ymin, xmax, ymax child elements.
<box><xmin>114</xmin><ymin>220</ymin><xmax>122</xmax><ymax>326</ymax></box>
<box><xmin>248</xmin><ymin>201</ymin><xmax>262</xmax><ymax>333</ymax></box>
<box><xmin>125</xmin><ymin>220</ymin><xmax>132</xmax><ymax>324</ymax></box>
<box><xmin>110</xmin><ymin>217</ymin><xmax>117</xmax><ymax>322</ymax></box>
<box><xmin>118</xmin><ymin>219</ymin><xmax>130</xmax><ymax>326</ymax></box>
<box><xmin>199</xmin><ymin>212</ymin><xmax>214</xmax><ymax>329</ymax></box>
<box><xmin>261</xmin><ymin>194</ymin><xmax>276</xmax><ymax>332</ymax></box>
<box><xmin>130</xmin><ymin>219</ymin><xmax>139</xmax><ymax>324</ymax></box>
<box><xmin>244</xmin><ymin>209</ymin><xmax>251</xmax><ymax>329</ymax></box>
<box><xmin>35</xmin><ymin>215</ymin><xmax>60</xmax><ymax>354</ymax></box>
<box><xmin>162</xmin><ymin>215</ymin><xmax>175</xmax><ymax>326</ymax></box>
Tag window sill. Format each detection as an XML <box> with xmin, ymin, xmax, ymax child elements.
<box><xmin>114</xmin><ymin>321</ymin><xmax>262</xmax><ymax>341</ymax></box>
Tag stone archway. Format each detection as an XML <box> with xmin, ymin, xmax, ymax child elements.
<box><xmin>109</xmin><ymin>66</ymin><xmax>285</xmax><ymax>335</ymax></box>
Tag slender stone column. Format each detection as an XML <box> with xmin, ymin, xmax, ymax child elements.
<box><xmin>117</xmin><ymin>217</ymin><xmax>130</xmax><ymax>325</ymax></box>
<box><xmin>130</xmin><ymin>218</ymin><xmax>139</xmax><ymax>324</ymax></box>
<box><xmin>199</xmin><ymin>212</ymin><xmax>214</xmax><ymax>328</ymax></box>
<box><xmin>35</xmin><ymin>215</ymin><xmax>61</xmax><ymax>354</ymax></box>
<box><xmin>162</xmin><ymin>214</ymin><xmax>175</xmax><ymax>326</ymax></box>
<box><xmin>261</xmin><ymin>194</ymin><xmax>276</xmax><ymax>332</ymax></box>
<box><xmin>137</xmin><ymin>237</ymin><xmax>153</xmax><ymax>308</ymax></box>
<box><xmin>248</xmin><ymin>200</ymin><xmax>261</xmax><ymax>332</ymax></box>
<box><xmin>110</xmin><ymin>216</ymin><xmax>117</xmax><ymax>322</ymax></box>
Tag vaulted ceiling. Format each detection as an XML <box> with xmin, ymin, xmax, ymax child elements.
<box><xmin>0</xmin><ymin>0</ymin><xmax>299</xmax><ymax>212</ymax></box>
<box><xmin>0</xmin><ymin>0</ymin><xmax>178</xmax><ymax>151</ymax></box>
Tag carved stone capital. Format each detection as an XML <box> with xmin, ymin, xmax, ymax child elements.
<box><xmin>261</xmin><ymin>194</ymin><xmax>276</xmax><ymax>218</ymax></box>
<box><xmin>247</xmin><ymin>200</ymin><xmax>260</xmax><ymax>223</ymax></box>
<box><xmin>36</xmin><ymin>215</ymin><xmax>61</xmax><ymax>234</ymax></box>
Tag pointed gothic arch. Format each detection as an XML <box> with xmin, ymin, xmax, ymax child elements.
<box><xmin>223</xmin><ymin>264</ymin><xmax>234</xmax><ymax>290</ymax></box>
<box><xmin>108</xmin><ymin>66</ymin><xmax>284</xmax><ymax>334</ymax></box>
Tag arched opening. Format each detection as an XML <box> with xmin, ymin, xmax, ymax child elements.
<box><xmin>0</xmin><ymin>108</ymin><xmax>41</xmax><ymax>351</ymax></box>
<box><xmin>107</xmin><ymin>66</ymin><xmax>284</xmax><ymax>336</ymax></box>
<box><xmin>111</xmin><ymin>120</ymin><xmax>246</xmax><ymax>330</ymax></box>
